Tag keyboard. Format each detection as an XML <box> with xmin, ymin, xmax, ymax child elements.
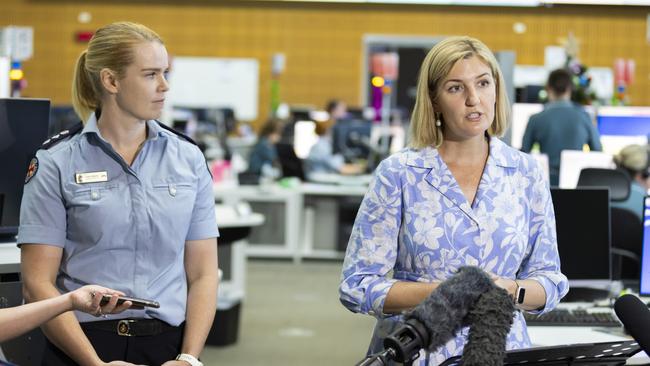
<box><xmin>524</xmin><ymin>308</ymin><xmax>621</xmax><ymax>327</ymax></box>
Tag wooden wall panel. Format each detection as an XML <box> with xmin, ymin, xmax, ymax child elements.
<box><xmin>0</xmin><ymin>0</ymin><xmax>648</xmax><ymax>128</ymax></box>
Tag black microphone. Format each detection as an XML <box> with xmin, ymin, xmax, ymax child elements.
<box><xmin>355</xmin><ymin>267</ymin><xmax>500</xmax><ymax>366</ymax></box>
<box><xmin>355</xmin><ymin>319</ymin><xmax>428</xmax><ymax>366</ymax></box>
<box><xmin>614</xmin><ymin>294</ymin><xmax>650</xmax><ymax>355</ymax></box>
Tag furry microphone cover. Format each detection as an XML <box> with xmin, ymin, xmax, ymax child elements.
<box><xmin>404</xmin><ymin>266</ymin><xmax>515</xmax><ymax>364</ymax></box>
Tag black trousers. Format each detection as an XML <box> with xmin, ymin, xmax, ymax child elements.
<box><xmin>41</xmin><ymin>321</ymin><xmax>184</xmax><ymax>365</ymax></box>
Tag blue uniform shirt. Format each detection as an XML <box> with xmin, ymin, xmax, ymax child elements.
<box><xmin>18</xmin><ymin>113</ymin><xmax>219</xmax><ymax>325</ymax></box>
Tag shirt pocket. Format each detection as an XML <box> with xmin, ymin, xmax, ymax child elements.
<box><xmin>70</xmin><ymin>182</ymin><xmax>120</xmax><ymax>203</ymax></box>
<box><xmin>151</xmin><ymin>180</ymin><xmax>196</xmax><ymax>239</ymax></box>
<box><xmin>67</xmin><ymin>182</ymin><xmax>125</xmax><ymax>246</ymax></box>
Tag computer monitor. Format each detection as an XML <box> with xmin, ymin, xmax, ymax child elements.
<box><xmin>509</xmin><ymin>102</ymin><xmax>543</xmax><ymax>149</ymax></box>
<box><xmin>331</xmin><ymin>118</ymin><xmax>372</xmax><ymax>162</ymax></box>
<box><xmin>639</xmin><ymin>196</ymin><xmax>650</xmax><ymax>295</ymax></box>
<box><xmin>597</xmin><ymin>106</ymin><xmax>650</xmax><ymax>155</ymax></box>
<box><xmin>550</xmin><ymin>188</ymin><xmax>611</xmax><ymax>289</ymax></box>
<box><xmin>0</xmin><ymin>98</ymin><xmax>51</xmax><ymax>241</ymax></box>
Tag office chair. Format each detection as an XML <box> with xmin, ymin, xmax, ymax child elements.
<box><xmin>577</xmin><ymin>168</ymin><xmax>642</xmax><ymax>280</ymax></box>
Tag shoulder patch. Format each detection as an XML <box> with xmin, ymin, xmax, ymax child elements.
<box><xmin>155</xmin><ymin>120</ymin><xmax>198</xmax><ymax>146</ymax></box>
<box><xmin>42</xmin><ymin>122</ymin><xmax>84</xmax><ymax>150</ymax></box>
<box><xmin>25</xmin><ymin>157</ymin><xmax>38</xmax><ymax>184</ymax></box>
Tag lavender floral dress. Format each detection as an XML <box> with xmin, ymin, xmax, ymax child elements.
<box><xmin>339</xmin><ymin>137</ymin><xmax>569</xmax><ymax>365</ymax></box>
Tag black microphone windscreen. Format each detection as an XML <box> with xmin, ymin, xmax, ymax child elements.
<box><xmin>614</xmin><ymin>294</ymin><xmax>650</xmax><ymax>355</ymax></box>
<box><xmin>405</xmin><ymin>266</ymin><xmax>495</xmax><ymax>352</ymax></box>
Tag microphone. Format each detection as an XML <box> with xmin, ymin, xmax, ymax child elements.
<box><xmin>355</xmin><ymin>267</ymin><xmax>509</xmax><ymax>365</ymax></box>
<box><xmin>614</xmin><ymin>294</ymin><xmax>650</xmax><ymax>355</ymax></box>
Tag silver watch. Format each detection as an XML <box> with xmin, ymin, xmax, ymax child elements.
<box><xmin>176</xmin><ymin>353</ymin><xmax>203</xmax><ymax>366</ymax></box>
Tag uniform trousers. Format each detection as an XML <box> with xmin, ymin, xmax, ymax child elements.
<box><xmin>41</xmin><ymin>319</ymin><xmax>184</xmax><ymax>365</ymax></box>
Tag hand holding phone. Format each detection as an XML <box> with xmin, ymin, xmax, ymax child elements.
<box><xmin>100</xmin><ymin>294</ymin><xmax>160</xmax><ymax>309</ymax></box>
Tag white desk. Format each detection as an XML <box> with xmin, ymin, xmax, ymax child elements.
<box><xmin>528</xmin><ymin>326</ymin><xmax>649</xmax><ymax>364</ymax></box>
<box><xmin>0</xmin><ymin>242</ymin><xmax>20</xmax><ymax>274</ymax></box>
<box><xmin>214</xmin><ymin>181</ymin><xmax>369</xmax><ymax>262</ymax></box>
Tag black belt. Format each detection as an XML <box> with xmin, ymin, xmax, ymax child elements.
<box><xmin>81</xmin><ymin>318</ymin><xmax>177</xmax><ymax>337</ymax></box>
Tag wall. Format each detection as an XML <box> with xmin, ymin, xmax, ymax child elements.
<box><xmin>1</xmin><ymin>0</ymin><xmax>649</xmax><ymax>127</ymax></box>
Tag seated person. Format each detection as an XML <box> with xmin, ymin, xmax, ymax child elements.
<box><xmin>247</xmin><ymin>118</ymin><xmax>285</xmax><ymax>176</ymax></box>
<box><xmin>613</xmin><ymin>144</ymin><xmax>650</xmax><ymax>219</ymax></box>
<box><xmin>305</xmin><ymin>117</ymin><xmax>365</xmax><ymax>179</ymax></box>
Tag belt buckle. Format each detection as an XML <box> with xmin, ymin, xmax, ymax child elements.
<box><xmin>117</xmin><ymin>319</ymin><xmax>135</xmax><ymax>336</ymax></box>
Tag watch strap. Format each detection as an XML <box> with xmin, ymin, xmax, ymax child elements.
<box><xmin>176</xmin><ymin>353</ymin><xmax>203</xmax><ymax>366</ymax></box>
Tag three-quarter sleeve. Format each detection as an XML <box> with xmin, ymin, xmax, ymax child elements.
<box><xmin>17</xmin><ymin>150</ymin><xmax>67</xmax><ymax>247</ymax></box>
<box><xmin>186</xmin><ymin>147</ymin><xmax>220</xmax><ymax>241</ymax></box>
<box><xmin>339</xmin><ymin>157</ymin><xmax>403</xmax><ymax>317</ymax></box>
<box><xmin>518</xmin><ymin>160</ymin><xmax>569</xmax><ymax>313</ymax></box>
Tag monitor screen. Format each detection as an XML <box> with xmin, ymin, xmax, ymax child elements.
<box><xmin>640</xmin><ymin>196</ymin><xmax>650</xmax><ymax>295</ymax></box>
<box><xmin>597</xmin><ymin>106</ymin><xmax>650</xmax><ymax>155</ymax></box>
<box><xmin>550</xmin><ymin>188</ymin><xmax>611</xmax><ymax>286</ymax></box>
<box><xmin>509</xmin><ymin>103</ymin><xmax>543</xmax><ymax>149</ymax></box>
<box><xmin>331</xmin><ymin>119</ymin><xmax>372</xmax><ymax>161</ymax></box>
<box><xmin>0</xmin><ymin>98</ymin><xmax>51</xmax><ymax>239</ymax></box>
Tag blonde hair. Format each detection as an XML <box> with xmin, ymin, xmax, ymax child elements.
<box><xmin>614</xmin><ymin>144</ymin><xmax>649</xmax><ymax>174</ymax></box>
<box><xmin>409</xmin><ymin>36</ymin><xmax>510</xmax><ymax>149</ymax></box>
<box><xmin>72</xmin><ymin>22</ymin><xmax>163</xmax><ymax>122</ymax></box>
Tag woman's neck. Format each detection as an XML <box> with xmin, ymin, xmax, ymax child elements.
<box><xmin>438</xmin><ymin>136</ymin><xmax>489</xmax><ymax>166</ymax></box>
<box><xmin>96</xmin><ymin>106</ymin><xmax>147</xmax><ymax>151</ymax></box>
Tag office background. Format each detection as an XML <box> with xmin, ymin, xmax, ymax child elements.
<box><xmin>0</xmin><ymin>0</ymin><xmax>649</xmax><ymax>128</ymax></box>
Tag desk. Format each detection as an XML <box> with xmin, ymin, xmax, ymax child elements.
<box><xmin>214</xmin><ymin>181</ymin><xmax>369</xmax><ymax>262</ymax></box>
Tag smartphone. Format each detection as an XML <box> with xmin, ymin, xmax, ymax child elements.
<box><xmin>100</xmin><ymin>294</ymin><xmax>160</xmax><ymax>309</ymax></box>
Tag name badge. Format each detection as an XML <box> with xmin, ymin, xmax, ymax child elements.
<box><xmin>75</xmin><ymin>171</ymin><xmax>108</xmax><ymax>184</ymax></box>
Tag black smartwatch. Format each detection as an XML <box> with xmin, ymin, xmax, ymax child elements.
<box><xmin>514</xmin><ymin>281</ymin><xmax>526</xmax><ymax>305</ymax></box>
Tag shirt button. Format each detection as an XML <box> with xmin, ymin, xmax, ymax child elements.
<box><xmin>169</xmin><ymin>185</ymin><xmax>177</xmax><ymax>197</ymax></box>
<box><xmin>91</xmin><ymin>191</ymin><xmax>99</xmax><ymax>200</ymax></box>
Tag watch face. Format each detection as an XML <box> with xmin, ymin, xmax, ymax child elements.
<box><xmin>516</xmin><ymin>287</ymin><xmax>526</xmax><ymax>304</ymax></box>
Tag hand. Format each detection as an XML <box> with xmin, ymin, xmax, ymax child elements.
<box><xmin>489</xmin><ymin>274</ymin><xmax>517</xmax><ymax>298</ymax></box>
<box><xmin>161</xmin><ymin>361</ymin><xmax>191</xmax><ymax>366</ymax></box>
<box><xmin>104</xmin><ymin>362</ymin><xmax>147</xmax><ymax>366</ymax></box>
<box><xmin>69</xmin><ymin>285</ymin><xmax>132</xmax><ymax>317</ymax></box>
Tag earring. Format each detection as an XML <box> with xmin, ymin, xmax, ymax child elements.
<box><xmin>435</xmin><ymin>115</ymin><xmax>442</xmax><ymax>127</ymax></box>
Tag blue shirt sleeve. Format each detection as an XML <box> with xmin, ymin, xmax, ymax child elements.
<box><xmin>185</xmin><ymin>147</ymin><xmax>219</xmax><ymax>241</ymax></box>
<box><xmin>17</xmin><ymin>150</ymin><xmax>67</xmax><ymax>247</ymax></box>
<box><xmin>518</xmin><ymin>158</ymin><xmax>569</xmax><ymax>313</ymax></box>
<box><xmin>339</xmin><ymin>157</ymin><xmax>401</xmax><ymax>317</ymax></box>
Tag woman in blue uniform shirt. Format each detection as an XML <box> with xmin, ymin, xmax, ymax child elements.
<box><xmin>339</xmin><ymin>36</ymin><xmax>568</xmax><ymax>365</ymax></box>
<box><xmin>18</xmin><ymin>22</ymin><xmax>218</xmax><ymax>366</ymax></box>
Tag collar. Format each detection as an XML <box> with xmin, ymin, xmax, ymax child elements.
<box><xmin>405</xmin><ymin>136</ymin><xmax>518</xmax><ymax>170</ymax></box>
<box><xmin>545</xmin><ymin>100</ymin><xmax>573</xmax><ymax>110</ymax></box>
<box><xmin>82</xmin><ymin>113</ymin><xmax>161</xmax><ymax>143</ymax></box>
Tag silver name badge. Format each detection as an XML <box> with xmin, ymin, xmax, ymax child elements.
<box><xmin>75</xmin><ymin>171</ymin><xmax>108</xmax><ymax>184</ymax></box>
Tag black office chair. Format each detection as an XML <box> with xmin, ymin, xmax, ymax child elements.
<box><xmin>577</xmin><ymin>168</ymin><xmax>642</xmax><ymax>280</ymax></box>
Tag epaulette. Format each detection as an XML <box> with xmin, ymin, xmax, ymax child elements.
<box><xmin>155</xmin><ymin>120</ymin><xmax>198</xmax><ymax>146</ymax></box>
<box><xmin>155</xmin><ymin>121</ymin><xmax>211</xmax><ymax>178</ymax></box>
<box><xmin>42</xmin><ymin>122</ymin><xmax>84</xmax><ymax>150</ymax></box>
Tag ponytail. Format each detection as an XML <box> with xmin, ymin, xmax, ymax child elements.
<box><xmin>71</xmin><ymin>50</ymin><xmax>97</xmax><ymax>123</ymax></box>
<box><xmin>70</xmin><ymin>22</ymin><xmax>163</xmax><ymax>124</ymax></box>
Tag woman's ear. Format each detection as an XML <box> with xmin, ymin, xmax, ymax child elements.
<box><xmin>99</xmin><ymin>68</ymin><xmax>118</xmax><ymax>95</ymax></box>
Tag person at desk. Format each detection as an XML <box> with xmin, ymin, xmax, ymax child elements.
<box><xmin>339</xmin><ymin>36</ymin><xmax>568</xmax><ymax>365</ymax></box>
<box><xmin>612</xmin><ymin>144</ymin><xmax>650</xmax><ymax>220</ymax></box>
<box><xmin>0</xmin><ymin>285</ymin><xmax>130</xmax><ymax>344</ymax></box>
<box><xmin>246</xmin><ymin>118</ymin><xmax>284</xmax><ymax>176</ymax></box>
<box><xmin>18</xmin><ymin>22</ymin><xmax>219</xmax><ymax>366</ymax></box>
<box><xmin>521</xmin><ymin>68</ymin><xmax>602</xmax><ymax>186</ymax></box>
<box><xmin>304</xmin><ymin>100</ymin><xmax>365</xmax><ymax>179</ymax></box>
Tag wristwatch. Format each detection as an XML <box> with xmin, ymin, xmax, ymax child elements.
<box><xmin>176</xmin><ymin>353</ymin><xmax>203</xmax><ymax>366</ymax></box>
<box><xmin>514</xmin><ymin>281</ymin><xmax>526</xmax><ymax>305</ymax></box>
